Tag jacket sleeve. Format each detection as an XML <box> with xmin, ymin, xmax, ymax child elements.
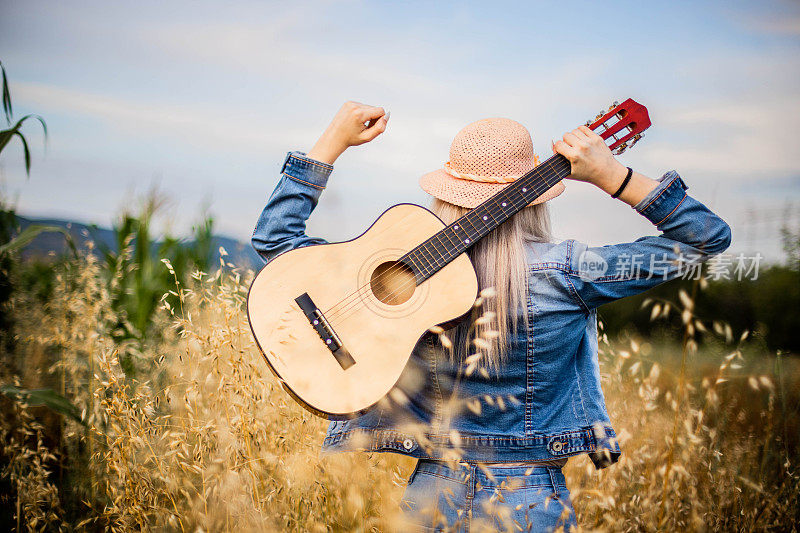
<box><xmin>251</xmin><ymin>151</ymin><xmax>332</xmax><ymax>263</ymax></box>
<box><xmin>566</xmin><ymin>171</ymin><xmax>732</xmax><ymax>311</ymax></box>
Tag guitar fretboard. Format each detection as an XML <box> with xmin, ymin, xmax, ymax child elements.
<box><xmin>401</xmin><ymin>154</ymin><xmax>571</xmax><ymax>283</ymax></box>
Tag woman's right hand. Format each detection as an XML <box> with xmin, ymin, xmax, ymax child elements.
<box><xmin>553</xmin><ymin>125</ymin><xmax>659</xmax><ymax>206</ymax></box>
<box><xmin>553</xmin><ymin>126</ymin><xmax>627</xmax><ymax>187</ymax></box>
<box><xmin>307</xmin><ymin>101</ymin><xmax>389</xmax><ymax>165</ymax></box>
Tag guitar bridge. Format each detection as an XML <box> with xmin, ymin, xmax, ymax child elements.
<box><xmin>295</xmin><ymin>292</ymin><xmax>356</xmax><ymax>370</ymax></box>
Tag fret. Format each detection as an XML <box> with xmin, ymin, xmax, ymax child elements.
<box><xmin>402</xmin><ymin>253</ymin><xmax>427</xmax><ymax>282</ymax></box>
<box><xmin>411</xmin><ymin>245</ymin><xmax>437</xmax><ymax>281</ymax></box>
<box><xmin>486</xmin><ymin>197</ymin><xmax>511</xmax><ymax>225</ymax></box>
<box><xmin>401</xmin><ymin>154</ymin><xmax>572</xmax><ymax>284</ymax></box>
<box><xmin>431</xmin><ymin>233</ymin><xmax>454</xmax><ymax>261</ymax></box>
<box><xmin>459</xmin><ymin>215</ymin><xmax>481</xmax><ymax>243</ymax></box>
<box><xmin>438</xmin><ymin>225</ymin><xmax>462</xmax><ymax>249</ymax></box>
<box><xmin>449</xmin><ymin>222</ymin><xmax>467</xmax><ymax>245</ymax></box>
<box><xmin>418</xmin><ymin>241</ymin><xmax>437</xmax><ymax>266</ymax></box>
<box><xmin>428</xmin><ymin>234</ymin><xmax>450</xmax><ymax>257</ymax></box>
<box><xmin>416</xmin><ymin>243</ymin><xmax>440</xmax><ymax>274</ymax></box>
<box><xmin>478</xmin><ymin>203</ymin><xmax>502</xmax><ymax>226</ymax></box>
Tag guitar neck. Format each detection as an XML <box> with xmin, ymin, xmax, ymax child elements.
<box><xmin>402</xmin><ymin>153</ymin><xmax>571</xmax><ymax>284</ymax></box>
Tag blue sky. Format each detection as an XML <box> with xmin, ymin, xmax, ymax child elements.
<box><xmin>1</xmin><ymin>0</ymin><xmax>798</xmax><ymax>260</ymax></box>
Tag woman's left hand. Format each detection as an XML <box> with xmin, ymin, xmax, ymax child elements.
<box><xmin>307</xmin><ymin>101</ymin><xmax>389</xmax><ymax>165</ymax></box>
<box><xmin>553</xmin><ymin>126</ymin><xmax>627</xmax><ymax>188</ymax></box>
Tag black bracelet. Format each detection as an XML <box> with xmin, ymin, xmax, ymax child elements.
<box><xmin>611</xmin><ymin>167</ymin><xmax>633</xmax><ymax>199</ymax></box>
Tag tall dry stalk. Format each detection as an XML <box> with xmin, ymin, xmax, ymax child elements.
<box><xmin>0</xmin><ymin>252</ymin><xmax>798</xmax><ymax>531</ymax></box>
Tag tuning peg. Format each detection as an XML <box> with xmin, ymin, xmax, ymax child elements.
<box><xmin>628</xmin><ymin>133</ymin><xmax>644</xmax><ymax>148</ymax></box>
<box><xmin>587</xmin><ymin>112</ymin><xmax>606</xmax><ymax>126</ymax></box>
<box><xmin>608</xmin><ymin>100</ymin><xmax>620</xmax><ymax>112</ymax></box>
<box><xmin>613</xmin><ymin>142</ymin><xmax>628</xmax><ymax>155</ymax></box>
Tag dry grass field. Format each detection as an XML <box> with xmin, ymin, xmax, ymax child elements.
<box><xmin>2</xmin><ymin>255</ymin><xmax>798</xmax><ymax>532</ymax></box>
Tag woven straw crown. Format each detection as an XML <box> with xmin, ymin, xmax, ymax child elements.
<box><xmin>419</xmin><ymin>117</ymin><xmax>565</xmax><ymax>209</ymax></box>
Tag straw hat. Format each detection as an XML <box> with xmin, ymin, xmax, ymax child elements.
<box><xmin>419</xmin><ymin>118</ymin><xmax>565</xmax><ymax>209</ymax></box>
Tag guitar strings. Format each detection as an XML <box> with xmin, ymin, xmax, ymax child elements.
<box><xmin>326</xmin><ymin>184</ymin><xmax>559</xmax><ymax>328</ymax></box>
<box><xmin>320</xmin><ymin>172</ymin><xmax>542</xmax><ymax>321</ymax></box>
<box><xmin>323</xmin><ymin>159</ymin><xmax>562</xmax><ymax>324</ymax></box>
<box><xmin>321</xmin><ymin>155</ymin><xmax>571</xmax><ymax>325</ymax></box>
<box><xmin>324</xmin><ymin>158</ymin><xmax>570</xmax><ymax>327</ymax></box>
<box><xmin>324</xmin><ymin>157</ymin><xmax>570</xmax><ymax>325</ymax></box>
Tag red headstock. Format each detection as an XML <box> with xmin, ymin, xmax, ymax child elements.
<box><xmin>587</xmin><ymin>98</ymin><xmax>651</xmax><ymax>155</ymax></box>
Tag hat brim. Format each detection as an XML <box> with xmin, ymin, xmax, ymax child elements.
<box><xmin>419</xmin><ymin>169</ymin><xmax>565</xmax><ymax>209</ymax></box>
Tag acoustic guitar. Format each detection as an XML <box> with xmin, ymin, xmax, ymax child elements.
<box><xmin>247</xmin><ymin>99</ymin><xmax>651</xmax><ymax>418</ymax></box>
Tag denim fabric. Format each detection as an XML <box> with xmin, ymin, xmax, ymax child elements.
<box><xmin>400</xmin><ymin>460</ymin><xmax>576</xmax><ymax>532</ymax></box>
<box><xmin>252</xmin><ymin>151</ymin><xmax>732</xmax><ymax>468</ymax></box>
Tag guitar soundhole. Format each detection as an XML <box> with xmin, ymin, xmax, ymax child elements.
<box><xmin>370</xmin><ymin>261</ymin><xmax>416</xmax><ymax>305</ymax></box>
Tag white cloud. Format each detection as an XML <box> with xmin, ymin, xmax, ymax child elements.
<box><xmin>640</xmin><ymin>95</ymin><xmax>800</xmax><ymax>177</ymax></box>
<box><xmin>734</xmin><ymin>11</ymin><xmax>800</xmax><ymax>36</ymax></box>
<box><xmin>13</xmin><ymin>81</ymin><xmax>318</xmax><ymax>154</ymax></box>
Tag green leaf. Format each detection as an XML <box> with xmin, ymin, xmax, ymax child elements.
<box><xmin>0</xmin><ymin>385</ymin><xmax>84</xmax><ymax>424</ymax></box>
<box><xmin>0</xmin><ymin>223</ymin><xmax>74</xmax><ymax>256</ymax></box>
<box><xmin>17</xmin><ymin>129</ymin><xmax>30</xmax><ymax>173</ymax></box>
<box><xmin>0</xmin><ymin>61</ymin><xmax>11</xmax><ymax>124</ymax></box>
<box><xmin>0</xmin><ymin>114</ymin><xmax>48</xmax><ymax>176</ymax></box>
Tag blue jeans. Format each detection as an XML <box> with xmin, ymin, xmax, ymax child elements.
<box><xmin>400</xmin><ymin>460</ymin><xmax>577</xmax><ymax>532</ymax></box>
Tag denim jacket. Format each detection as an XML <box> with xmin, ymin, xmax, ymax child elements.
<box><xmin>252</xmin><ymin>151</ymin><xmax>732</xmax><ymax>468</ymax></box>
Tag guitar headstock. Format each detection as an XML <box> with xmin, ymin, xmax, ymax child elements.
<box><xmin>587</xmin><ymin>98</ymin><xmax>651</xmax><ymax>155</ymax></box>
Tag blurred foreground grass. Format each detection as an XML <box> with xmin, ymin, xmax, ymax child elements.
<box><xmin>1</xmin><ymin>254</ymin><xmax>798</xmax><ymax>532</ymax></box>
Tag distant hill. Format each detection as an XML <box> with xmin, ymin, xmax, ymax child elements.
<box><xmin>16</xmin><ymin>216</ymin><xmax>264</xmax><ymax>270</ymax></box>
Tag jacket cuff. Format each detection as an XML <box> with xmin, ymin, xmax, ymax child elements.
<box><xmin>281</xmin><ymin>151</ymin><xmax>334</xmax><ymax>189</ymax></box>
<box><xmin>588</xmin><ymin>425</ymin><xmax>622</xmax><ymax>469</ymax></box>
<box><xmin>633</xmin><ymin>170</ymin><xmax>689</xmax><ymax>226</ymax></box>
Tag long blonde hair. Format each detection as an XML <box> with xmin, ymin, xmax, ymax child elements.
<box><xmin>430</xmin><ymin>198</ymin><xmax>552</xmax><ymax>370</ymax></box>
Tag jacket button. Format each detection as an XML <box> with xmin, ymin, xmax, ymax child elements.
<box><xmin>551</xmin><ymin>441</ymin><xmax>564</xmax><ymax>452</ymax></box>
<box><xmin>402</xmin><ymin>438</ymin><xmax>414</xmax><ymax>450</ymax></box>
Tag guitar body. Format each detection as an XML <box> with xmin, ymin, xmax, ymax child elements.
<box><xmin>247</xmin><ymin>203</ymin><xmax>479</xmax><ymax>417</ymax></box>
